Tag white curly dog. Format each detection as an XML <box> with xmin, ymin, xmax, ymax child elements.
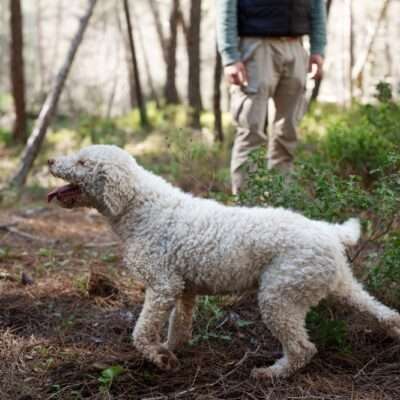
<box><xmin>48</xmin><ymin>144</ymin><xmax>400</xmax><ymax>379</ymax></box>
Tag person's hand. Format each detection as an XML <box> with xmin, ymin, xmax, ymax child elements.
<box><xmin>309</xmin><ymin>54</ymin><xmax>324</xmax><ymax>80</ymax></box>
<box><xmin>224</xmin><ymin>61</ymin><xmax>248</xmax><ymax>86</ymax></box>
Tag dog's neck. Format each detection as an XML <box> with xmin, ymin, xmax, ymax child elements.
<box><xmin>106</xmin><ymin>167</ymin><xmax>186</xmax><ymax>242</ymax></box>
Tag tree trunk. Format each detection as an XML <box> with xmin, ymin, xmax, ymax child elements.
<box><xmin>148</xmin><ymin>0</ymin><xmax>168</xmax><ymax>64</ymax></box>
<box><xmin>213</xmin><ymin>46</ymin><xmax>224</xmax><ymax>142</ymax></box>
<box><xmin>123</xmin><ymin>0</ymin><xmax>148</xmax><ymax>128</ymax></box>
<box><xmin>177</xmin><ymin>8</ymin><xmax>189</xmax><ymax>45</ymax></box>
<box><xmin>50</xmin><ymin>0</ymin><xmax>64</xmax><ymax>87</ymax></box>
<box><xmin>384</xmin><ymin>17</ymin><xmax>393</xmax><ymax>78</ymax></box>
<box><xmin>115</xmin><ymin>6</ymin><xmax>136</xmax><ymax>109</ymax></box>
<box><xmin>10</xmin><ymin>0</ymin><xmax>27</xmax><ymax>144</ymax></box>
<box><xmin>164</xmin><ymin>0</ymin><xmax>180</xmax><ymax>104</ymax></box>
<box><xmin>36</xmin><ymin>0</ymin><xmax>46</xmax><ymax>99</ymax></box>
<box><xmin>349</xmin><ymin>0</ymin><xmax>355</xmax><ymax>101</ymax></box>
<box><xmin>309</xmin><ymin>0</ymin><xmax>333</xmax><ymax>105</ymax></box>
<box><xmin>131</xmin><ymin>3</ymin><xmax>160</xmax><ymax>108</ymax></box>
<box><xmin>187</xmin><ymin>0</ymin><xmax>202</xmax><ymax>129</ymax></box>
<box><xmin>351</xmin><ymin>0</ymin><xmax>390</xmax><ymax>83</ymax></box>
<box><xmin>8</xmin><ymin>0</ymin><xmax>97</xmax><ymax>190</ymax></box>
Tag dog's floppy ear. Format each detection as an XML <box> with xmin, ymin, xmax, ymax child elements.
<box><xmin>99</xmin><ymin>165</ymin><xmax>135</xmax><ymax>217</ymax></box>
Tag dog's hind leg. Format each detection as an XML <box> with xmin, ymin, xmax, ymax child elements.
<box><xmin>251</xmin><ymin>255</ymin><xmax>338</xmax><ymax>380</ymax></box>
<box><xmin>165</xmin><ymin>293</ymin><xmax>197</xmax><ymax>351</ymax></box>
<box><xmin>252</xmin><ymin>299</ymin><xmax>317</xmax><ymax>379</ymax></box>
<box><xmin>252</xmin><ymin>269</ymin><xmax>323</xmax><ymax>379</ymax></box>
<box><xmin>332</xmin><ymin>268</ymin><xmax>400</xmax><ymax>339</ymax></box>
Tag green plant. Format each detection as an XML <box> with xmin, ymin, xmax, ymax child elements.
<box><xmin>306</xmin><ymin>305</ymin><xmax>350</xmax><ymax>352</ymax></box>
<box><xmin>100</xmin><ymin>253</ymin><xmax>119</xmax><ymax>263</ymax></box>
<box><xmin>367</xmin><ymin>233</ymin><xmax>400</xmax><ymax>305</ymax></box>
<box><xmin>159</xmin><ymin>128</ymin><xmax>231</xmax><ymax>194</ymax></box>
<box><xmin>238</xmin><ymin>148</ymin><xmax>375</xmax><ymax>222</ymax></box>
<box><xmin>78</xmin><ymin>116</ymin><xmax>128</xmax><ymax>147</ymax></box>
<box><xmin>321</xmin><ymin>120</ymin><xmax>394</xmax><ymax>179</ymax></box>
<box><xmin>191</xmin><ymin>296</ymin><xmax>232</xmax><ymax>344</ymax></box>
<box><xmin>98</xmin><ymin>365</ymin><xmax>125</xmax><ymax>389</ymax></box>
<box><xmin>0</xmin><ymin>127</ymin><xmax>12</xmax><ymax>146</ymax></box>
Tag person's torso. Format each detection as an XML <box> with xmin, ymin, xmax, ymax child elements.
<box><xmin>237</xmin><ymin>0</ymin><xmax>311</xmax><ymax>37</ymax></box>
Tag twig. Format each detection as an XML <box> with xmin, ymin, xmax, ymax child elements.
<box><xmin>172</xmin><ymin>346</ymin><xmax>260</xmax><ymax>398</ymax></box>
<box><xmin>0</xmin><ymin>225</ymin><xmax>58</xmax><ymax>244</ymax></box>
<box><xmin>83</xmin><ymin>241</ymin><xmax>119</xmax><ymax>248</ymax></box>
<box><xmin>0</xmin><ymin>223</ymin><xmax>17</xmax><ymax>229</ymax></box>
<box><xmin>353</xmin><ymin>357</ymin><xmax>377</xmax><ymax>378</ymax></box>
<box><xmin>349</xmin><ymin>215</ymin><xmax>397</xmax><ymax>264</ymax></box>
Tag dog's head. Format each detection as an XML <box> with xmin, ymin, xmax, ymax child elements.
<box><xmin>48</xmin><ymin>145</ymin><xmax>137</xmax><ymax>218</ymax></box>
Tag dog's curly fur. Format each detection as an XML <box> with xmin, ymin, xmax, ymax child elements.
<box><xmin>49</xmin><ymin>145</ymin><xmax>400</xmax><ymax>378</ymax></box>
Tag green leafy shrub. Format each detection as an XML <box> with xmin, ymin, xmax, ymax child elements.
<box><xmin>306</xmin><ymin>304</ymin><xmax>350</xmax><ymax>352</ymax></box>
<box><xmin>367</xmin><ymin>233</ymin><xmax>400</xmax><ymax>306</ymax></box>
<box><xmin>321</xmin><ymin>120</ymin><xmax>394</xmax><ymax>179</ymax></box>
<box><xmin>156</xmin><ymin>127</ymin><xmax>231</xmax><ymax>194</ymax></box>
<box><xmin>238</xmin><ymin>148</ymin><xmax>376</xmax><ymax>222</ymax></box>
<box><xmin>0</xmin><ymin>127</ymin><xmax>12</xmax><ymax>146</ymax></box>
<box><xmin>239</xmin><ymin>82</ymin><xmax>400</xmax><ymax>327</ymax></box>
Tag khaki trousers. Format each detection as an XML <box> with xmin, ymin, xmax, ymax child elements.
<box><xmin>230</xmin><ymin>37</ymin><xmax>308</xmax><ymax>195</ymax></box>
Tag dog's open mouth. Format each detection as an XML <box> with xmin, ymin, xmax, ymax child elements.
<box><xmin>47</xmin><ymin>183</ymin><xmax>81</xmax><ymax>203</ymax></box>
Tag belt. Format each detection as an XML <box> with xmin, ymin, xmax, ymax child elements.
<box><xmin>274</xmin><ymin>36</ymin><xmax>301</xmax><ymax>41</ymax></box>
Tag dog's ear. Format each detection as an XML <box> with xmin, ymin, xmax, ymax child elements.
<box><xmin>100</xmin><ymin>166</ymin><xmax>135</xmax><ymax>217</ymax></box>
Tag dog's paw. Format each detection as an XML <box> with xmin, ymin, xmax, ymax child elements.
<box><xmin>384</xmin><ymin>314</ymin><xmax>400</xmax><ymax>339</ymax></box>
<box><xmin>149</xmin><ymin>346</ymin><xmax>180</xmax><ymax>371</ymax></box>
<box><xmin>251</xmin><ymin>367</ymin><xmax>274</xmax><ymax>380</ymax></box>
<box><xmin>251</xmin><ymin>365</ymin><xmax>289</xmax><ymax>380</ymax></box>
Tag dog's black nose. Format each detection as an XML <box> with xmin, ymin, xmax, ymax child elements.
<box><xmin>48</xmin><ymin>159</ymin><xmax>55</xmax><ymax>166</ymax></box>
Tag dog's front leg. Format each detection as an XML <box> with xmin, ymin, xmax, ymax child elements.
<box><xmin>133</xmin><ymin>287</ymin><xmax>179</xmax><ymax>370</ymax></box>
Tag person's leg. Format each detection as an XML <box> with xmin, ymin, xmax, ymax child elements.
<box><xmin>230</xmin><ymin>106</ymin><xmax>267</xmax><ymax>194</ymax></box>
<box><xmin>268</xmin><ymin>40</ymin><xmax>308</xmax><ymax>172</ymax></box>
<box><xmin>230</xmin><ymin>38</ymin><xmax>275</xmax><ymax>195</ymax></box>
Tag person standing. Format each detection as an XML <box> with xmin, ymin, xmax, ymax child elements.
<box><xmin>216</xmin><ymin>0</ymin><xmax>327</xmax><ymax>194</ymax></box>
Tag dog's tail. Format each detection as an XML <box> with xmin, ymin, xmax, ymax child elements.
<box><xmin>334</xmin><ymin>218</ymin><xmax>361</xmax><ymax>246</ymax></box>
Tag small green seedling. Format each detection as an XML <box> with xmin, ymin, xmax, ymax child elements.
<box><xmin>98</xmin><ymin>365</ymin><xmax>125</xmax><ymax>388</ymax></box>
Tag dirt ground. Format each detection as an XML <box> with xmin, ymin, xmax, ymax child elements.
<box><xmin>1</xmin><ymin>202</ymin><xmax>400</xmax><ymax>400</ymax></box>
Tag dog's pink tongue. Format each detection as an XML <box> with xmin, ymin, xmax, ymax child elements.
<box><xmin>47</xmin><ymin>188</ymin><xmax>59</xmax><ymax>203</ymax></box>
<box><xmin>47</xmin><ymin>184</ymin><xmax>81</xmax><ymax>203</ymax></box>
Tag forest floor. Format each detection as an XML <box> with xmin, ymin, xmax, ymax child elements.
<box><xmin>1</xmin><ymin>100</ymin><xmax>400</xmax><ymax>398</ymax></box>
<box><xmin>1</xmin><ymin>194</ymin><xmax>400</xmax><ymax>400</ymax></box>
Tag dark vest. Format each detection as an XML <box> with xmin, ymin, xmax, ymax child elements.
<box><xmin>237</xmin><ymin>0</ymin><xmax>311</xmax><ymax>37</ymax></box>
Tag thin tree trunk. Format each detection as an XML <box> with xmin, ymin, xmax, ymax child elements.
<box><xmin>187</xmin><ymin>0</ymin><xmax>202</xmax><ymax>129</ymax></box>
<box><xmin>213</xmin><ymin>46</ymin><xmax>223</xmax><ymax>142</ymax></box>
<box><xmin>115</xmin><ymin>6</ymin><xmax>136</xmax><ymax>109</ymax></box>
<box><xmin>351</xmin><ymin>0</ymin><xmax>390</xmax><ymax>82</ymax></box>
<box><xmin>123</xmin><ymin>0</ymin><xmax>148</xmax><ymax>128</ymax></box>
<box><xmin>177</xmin><ymin>8</ymin><xmax>189</xmax><ymax>48</ymax></box>
<box><xmin>309</xmin><ymin>0</ymin><xmax>333</xmax><ymax>105</ymax></box>
<box><xmin>0</xmin><ymin>2</ymin><xmax>7</xmax><ymax>83</ymax></box>
<box><xmin>10</xmin><ymin>0</ymin><xmax>27</xmax><ymax>144</ymax></box>
<box><xmin>131</xmin><ymin>3</ymin><xmax>160</xmax><ymax>108</ymax></box>
<box><xmin>36</xmin><ymin>0</ymin><xmax>46</xmax><ymax>99</ymax></box>
<box><xmin>50</xmin><ymin>0</ymin><xmax>64</xmax><ymax>86</ymax></box>
<box><xmin>106</xmin><ymin>73</ymin><xmax>118</xmax><ymax>119</ymax></box>
<box><xmin>165</xmin><ymin>0</ymin><xmax>180</xmax><ymax>104</ymax></box>
<box><xmin>148</xmin><ymin>0</ymin><xmax>168</xmax><ymax>64</ymax></box>
<box><xmin>384</xmin><ymin>17</ymin><xmax>392</xmax><ymax>78</ymax></box>
<box><xmin>349</xmin><ymin>0</ymin><xmax>354</xmax><ymax>101</ymax></box>
<box><xmin>8</xmin><ymin>0</ymin><xmax>97</xmax><ymax>190</ymax></box>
